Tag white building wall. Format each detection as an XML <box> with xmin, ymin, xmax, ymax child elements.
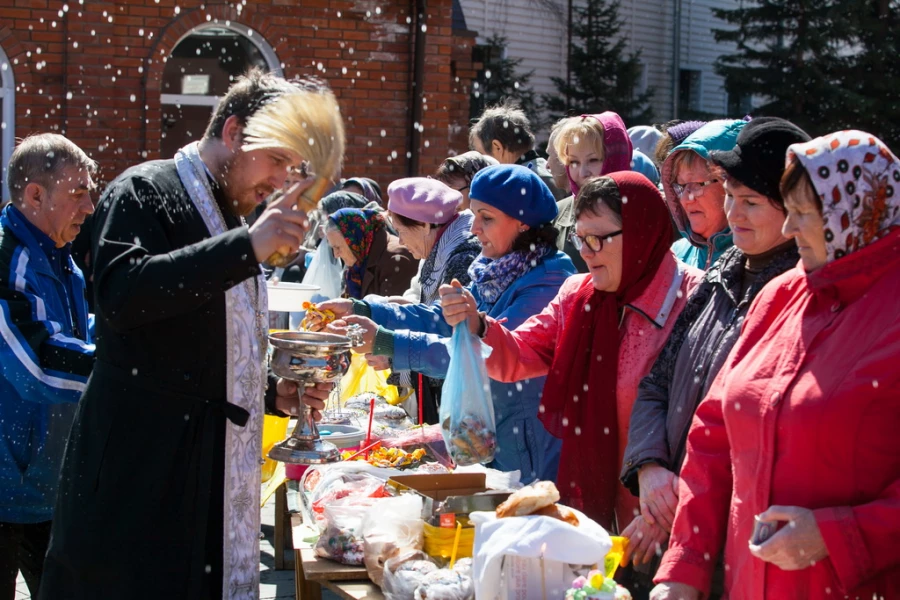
<box><xmin>457</xmin><ymin>0</ymin><xmax>570</xmax><ymax>133</ymax></box>
<box><xmin>457</xmin><ymin>0</ymin><xmax>740</xmax><ymax>133</ymax></box>
<box><xmin>678</xmin><ymin>0</ymin><xmax>740</xmax><ymax>116</ymax></box>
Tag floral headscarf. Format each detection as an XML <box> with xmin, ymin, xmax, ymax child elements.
<box><xmin>328</xmin><ymin>208</ymin><xmax>385</xmax><ymax>299</ymax></box>
<box><xmin>788</xmin><ymin>130</ymin><xmax>900</xmax><ymax>263</ymax></box>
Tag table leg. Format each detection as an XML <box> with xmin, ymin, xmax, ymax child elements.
<box><xmin>294</xmin><ymin>549</ymin><xmax>322</xmax><ymax>600</ymax></box>
<box><xmin>275</xmin><ymin>482</ymin><xmax>287</xmax><ymax>570</ymax></box>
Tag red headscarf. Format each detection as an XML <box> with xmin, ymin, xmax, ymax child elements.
<box><xmin>566</xmin><ymin>112</ymin><xmax>634</xmax><ymax>195</ymax></box>
<box><xmin>539</xmin><ymin>171</ymin><xmax>673</xmax><ymax>529</ymax></box>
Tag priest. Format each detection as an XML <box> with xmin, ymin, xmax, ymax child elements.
<box><xmin>40</xmin><ymin>70</ymin><xmax>342</xmax><ymax>600</ymax></box>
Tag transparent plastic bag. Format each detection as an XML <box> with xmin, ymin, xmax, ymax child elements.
<box><xmin>439</xmin><ymin>325</ymin><xmax>497</xmax><ymax>466</ymax></box>
<box><xmin>292</xmin><ymin>239</ymin><xmax>343</xmax><ymax>328</ymax></box>
<box><xmin>361</xmin><ymin>495</ymin><xmax>424</xmax><ymax>587</ymax></box>
<box><xmin>315</xmin><ymin>497</ymin><xmax>379</xmax><ymax>565</ymax></box>
<box><xmin>383</xmin><ymin>551</ymin><xmax>439</xmax><ymax>600</ymax></box>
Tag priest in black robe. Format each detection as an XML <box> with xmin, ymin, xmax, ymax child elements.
<box><xmin>40</xmin><ymin>70</ymin><xmax>338</xmax><ymax>600</ymax></box>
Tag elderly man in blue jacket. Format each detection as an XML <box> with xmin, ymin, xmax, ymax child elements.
<box><xmin>0</xmin><ymin>133</ymin><xmax>96</xmax><ymax>599</ymax></box>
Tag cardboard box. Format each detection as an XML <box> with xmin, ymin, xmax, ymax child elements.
<box><xmin>499</xmin><ymin>555</ymin><xmax>596</xmax><ymax>600</ymax></box>
<box><xmin>386</xmin><ymin>473</ymin><xmax>510</xmax><ymax>518</ymax></box>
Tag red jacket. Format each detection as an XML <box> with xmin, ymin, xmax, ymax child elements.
<box><xmin>656</xmin><ymin>229</ymin><xmax>900</xmax><ymax>599</ymax></box>
<box><xmin>482</xmin><ymin>252</ymin><xmax>701</xmax><ymax>527</ymax></box>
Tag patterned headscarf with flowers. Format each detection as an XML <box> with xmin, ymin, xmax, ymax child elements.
<box><xmin>328</xmin><ymin>208</ymin><xmax>385</xmax><ymax>299</ymax></box>
<box><xmin>788</xmin><ymin>130</ymin><xmax>900</xmax><ymax>263</ymax></box>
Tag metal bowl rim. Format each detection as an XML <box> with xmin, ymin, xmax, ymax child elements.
<box><xmin>268</xmin><ymin>330</ymin><xmax>352</xmax><ymax>350</ymax></box>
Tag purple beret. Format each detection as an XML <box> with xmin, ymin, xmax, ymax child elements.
<box><xmin>387</xmin><ymin>177</ymin><xmax>462</xmax><ymax>225</ymax></box>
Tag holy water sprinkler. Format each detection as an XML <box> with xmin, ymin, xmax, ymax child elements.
<box><xmin>267</xmin><ymin>325</ymin><xmax>365</xmax><ymax>464</ymax></box>
<box><xmin>241</xmin><ymin>83</ymin><xmax>346</xmax><ymax>268</ymax></box>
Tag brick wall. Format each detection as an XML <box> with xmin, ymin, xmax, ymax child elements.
<box><xmin>0</xmin><ymin>0</ymin><xmax>477</xmax><ymax>188</ymax></box>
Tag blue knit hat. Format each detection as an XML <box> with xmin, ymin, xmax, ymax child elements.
<box><xmin>469</xmin><ymin>164</ymin><xmax>559</xmax><ymax>227</ymax></box>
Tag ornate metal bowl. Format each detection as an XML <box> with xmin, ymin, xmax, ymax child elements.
<box><xmin>267</xmin><ymin>326</ymin><xmax>365</xmax><ymax>465</ymax></box>
<box><xmin>268</xmin><ymin>330</ymin><xmax>356</xmax><ymax>382</ymax></box>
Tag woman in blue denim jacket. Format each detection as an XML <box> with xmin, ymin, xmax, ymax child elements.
<box><xmin>309</xmin><ymin>165</ymin><xmax>575</xmax><ymax>483</ymax></box>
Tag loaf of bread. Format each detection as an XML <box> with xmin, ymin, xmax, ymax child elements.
<box><xmin>495</xmin><ymin>481</ymin><xmax>561</xmax><ymax>518</ymax></box>
<box><xmin>531</xmin><ymin>503</ymin><xmax>580</xmax><ymax>527</ymax></box>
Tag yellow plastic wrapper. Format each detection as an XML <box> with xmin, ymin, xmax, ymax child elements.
<box><xmin>300</xmin><ymin>301</ymin><xmax>336</xmax><ymax>331</ymax></box>
<box><xmin>604</xmin><ymin>536</ymin><xmax>630</xmax><ymax>578</ymax></box>
<box><xmin>261</xmin><ymin>414</ymin><xmax>290</xmax><ymax>483</ymax></box>
<box><xmin>423</xmin><ymin>522</ymin><xmax>475</xmax><ymax>560</ymax></box>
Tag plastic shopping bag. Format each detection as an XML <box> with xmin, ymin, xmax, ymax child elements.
<box><xmin>439</xmin><ymin>324</ymin><xmax>497</xmax><ymax>466</ymax></box>
<box><xmin>314</xmin><ymin>497</ymin><xmax>379</xmax><ymax>565</ymax></box>
<box><xmin>340</xmin><ymin>353</ymin><xmax>403</xmax><ymax>406</ymax></box>
<box><xmin>470</xmin><ymin>509</ymin><xmax>612</xmax><ymax>600</ymax></box>
<box><xmin>291</xmin><ymin>239</ymin><xmax>343</xmax><ymax>328</ymax></box>
<box><xmin>382</xmin><ymin>551</ymin><xmax>438</xmax><ymax>600</ymax></box>
<box><xmin>361</xmin><ymin>494</ymin><xmax>424</xmax><ymax>586</ymax></box>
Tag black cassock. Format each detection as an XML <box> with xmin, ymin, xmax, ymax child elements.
<box><xmin>41</xmin><ymin>160</ymin><xmax>280</xmax><ymax>600</ymax></box>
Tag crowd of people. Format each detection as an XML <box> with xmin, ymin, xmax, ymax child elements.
<box><xmin>0</xmin><ymin>66</ymin><xmax>897</xmax><ymax>600</ymax></box>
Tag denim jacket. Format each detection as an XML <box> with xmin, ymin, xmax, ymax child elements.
<box><xmin>368</xmin><ymin>251</ymin><xmax>575</xmax><ymax>482</ymax></box>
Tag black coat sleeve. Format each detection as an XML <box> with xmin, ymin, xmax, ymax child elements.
<box><xmin>620</xmin><ymin>280</ymin><xmax>713</xmax><ymax>495</ymax></box>
<box><xmin>264</xmin><ymin>370</ymin><xmax>290</xmax><ymax>418</ymax></box>
<box><xmin>92</xmin><ymin>172</ymin><xmax>262</xmax><ymax>332</ymax></box>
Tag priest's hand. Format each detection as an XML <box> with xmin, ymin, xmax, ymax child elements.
<box><xmin>649</xmin><ymin>582</ymin><xmax>701</xmax><ymax>600</ymax></box>
<box><xmin>293</xmin><ymin>381</ymin><xmax>335</xmax><ymax>422</ymax></box>
<box><xmin>249</xmin><ymin>178</ymin><xmax>316</xmax><ymax>263</ymax></box>
<box><xmin>274</xmin><ymin>378</ymin><xmax>302</xmax><ymax>416</ymax></box>
<box><xmin>304</xmin><ymin>299</ymin><xmax>354</xmax><ymax>331</ymax></box>
<box><xmin>439</xmin><ymin>280</ymin><xmax>482</xmax><ymax>335</ymax></box>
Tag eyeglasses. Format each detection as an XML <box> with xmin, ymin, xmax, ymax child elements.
<box><xmin>454</xmin><ymin>184</ymin><xmax>469</xmax><ymax>193</ymax></box>
<box><xmin>569</xmin><ymin>230</ymin><xmax>623</xmax><ymax>253</ymax></box>
<box><xmin>672</xmin><ymin>179</ymin><xmax>719</xmax><ymax>198</ymax></box>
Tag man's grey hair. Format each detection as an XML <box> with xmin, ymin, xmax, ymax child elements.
<box><xmin>7</xmin><ymin>133</ymin><xmax>97</xmax><ymax>204</ymax></box>
<box><xmin>469</xmin><ymin>99</ymin><xmax>535</xmax><ymax>157</ymax></box>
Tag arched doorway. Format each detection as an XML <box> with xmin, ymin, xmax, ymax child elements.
<box><xmin>160</xmin><ymin>23</ymin><xmax>282</xmax><ymax>159</ymax></box>
<box><xmin>0</xmin><ymin>46</ymin><xmax>15</xmax><ymax>204</ymax></box>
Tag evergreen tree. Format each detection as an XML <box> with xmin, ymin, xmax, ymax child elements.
<box><xmin>469</xmin><ymin>34</ymin><xmax>541</xmax><ymax>129</ymax></box>
<box><xmin>846</xmin><ymin>1</ymin><xmax>900</xmax><ymax>148</ymax></box>
<box><xmin>712</xmin><ymin>1</ymin><xmax>869</xmax><ymax>140</ymax></box>
<box><xmin>544</xmin><ymin>0</ymin><xmax>653</xmax><ymax>124</ymax></box>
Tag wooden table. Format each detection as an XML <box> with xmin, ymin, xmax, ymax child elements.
<box><xmin>291</xmin><ymin>512</ymin><xmax>384</xmax><ymax>600</ymax></box>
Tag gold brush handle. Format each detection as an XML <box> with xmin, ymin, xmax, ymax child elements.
<box><xmin>266</xmin><ymin>177</ymin><xmax>331</xmax><ymax>267</ymax></box>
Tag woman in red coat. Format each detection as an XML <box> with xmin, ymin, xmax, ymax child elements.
<box><xmin>651</xmin><ymin>130</ymin><xmax>900</xmax><ymax>600</ymax></box>
<box><xmin>440</xmin><ymin>172</ymin><xmax>702</xmax><ymax>544</ymax></box>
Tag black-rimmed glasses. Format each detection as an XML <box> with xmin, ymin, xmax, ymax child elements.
<box><xmin>569</xmin><ymin>230</ymin><xmax>623</xmax><ymax>253</ymax></box>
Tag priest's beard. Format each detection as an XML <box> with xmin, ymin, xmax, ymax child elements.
<box><xmin>217</xmin><ymin>150</ymin><xmax>277</xmax><ymax>218</ymax></box>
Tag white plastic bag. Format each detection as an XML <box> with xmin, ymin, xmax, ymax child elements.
<box><xmin>291</xmin><ymin>239</ymin><xmax>343</xmax><ymax>327</ymax></box>
<box><xmin>439</xmin><ymin>325</ymin><xmax>497</xmax><ymax>466</ymax></box>
<box><xmin>361</xmin><ymin>495</ymin><xmax>424</xmax><ymax>587</ymax></box>
<box><xmin>470</xmin><ymin>509</ymin><xmax>612</xmax><ymax>600</ymax></box>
